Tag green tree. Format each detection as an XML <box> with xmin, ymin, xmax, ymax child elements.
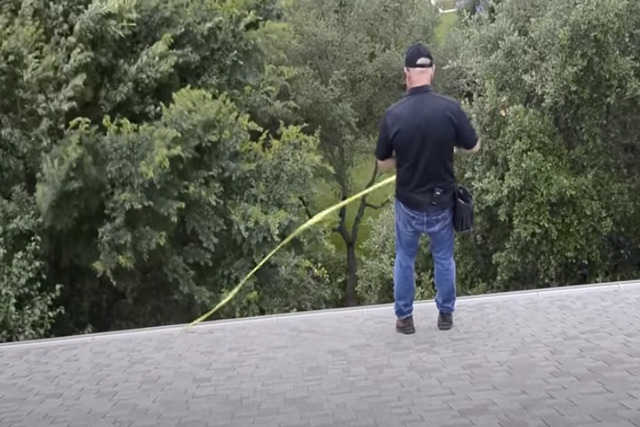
<box><xmin>439</xmin><ymin>0</ymin><xmax>640</xmax><ymax>291</ymax></box>
<box><xmin>263</xmin><ymin>0</ymin><xmax>440</xmax><ymax>306</ymax></box>
<box><xmin>0</xmin><ymin>0</ymin><xmax>335</xmax><ymax>339</ymax></box>
<box><xmin>38</xmin><ymin>88</ymin><xmax>335</xmax><ymax>331</ymax></box>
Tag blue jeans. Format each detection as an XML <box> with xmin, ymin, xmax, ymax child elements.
<box><xmin>394</xmin><ymin>199</ymin><xmax>456</xmax><ymax>319</ymax></box>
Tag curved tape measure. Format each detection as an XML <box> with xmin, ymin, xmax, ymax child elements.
<box><xmin>188</xmin><ymin>174</ymin><xmax>396</xmax><ymax>327</ymax></box>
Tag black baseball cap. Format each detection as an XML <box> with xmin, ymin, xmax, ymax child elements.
<box><xmin>404</xmin><ymin>42</ymin><xmax>434</xmax><ymax>68</ymax></box>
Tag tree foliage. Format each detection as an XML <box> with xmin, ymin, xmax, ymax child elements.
<box><xmin>0</xmin><ymin>0</ymin><xmax>334</xmax><ymax>340</ymax></box>
<box><xmin>1</xmin><ymin>0</ymin><xmax>640</xmax><ymax>342</ymax></box>
<box><xmin>439</xmin><ymin>0</ymin><xmax>640</xmax><ymax>290</ymax></box>
<box><xmin>0</xmin><ymin>187</ymin><xmax>62</xmax><ymax>342</ymax></box>
<box><xmin>261</xmin><ymin>0</ymin><xmax>440</xmax><ymax>305</ymax></box>
<box><xmin>38</xmin><ymin>89</ymin><xmax>334</xmax><ymax>332</ymax></box>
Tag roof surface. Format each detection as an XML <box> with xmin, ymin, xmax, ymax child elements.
<box><xmin>2</xmin><ymin>282</ymin><xmax>640</xmax><ymax>427</ymax></box>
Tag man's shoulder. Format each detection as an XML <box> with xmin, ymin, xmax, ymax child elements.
<box><xmin>383</xmin><ymin>94</ymin><xmax>426</xmax><ymax>122</ymax></box>
<box><xmin>394</xmin><ymin>90</ymin><xmax>462</xmax><ymax>110</ymax></box>
<box><xmin>384</xmin><ymin>97</ymin><xmax>410</xmax><ymax>116</ymax></box>
<box><xmin>383</xmin><ymin>91</ymin><xmax>463</xmax><ymax>120</ymax></box>
<box><xmin>429</xmin><ymin>91</ymin><xmax>462</xmax><ymax>109</ymax></box>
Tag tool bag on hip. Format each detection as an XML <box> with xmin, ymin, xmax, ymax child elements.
<box><xmin>453</xmin><ymin>184</ymin><xmax>474</xmax><ymax>233</ymax></box>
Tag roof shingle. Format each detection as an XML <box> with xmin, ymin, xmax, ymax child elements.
<box><xmin>2</xmin><ymin>282</ymin><xmax>640</xmax><ymax>426</ymax></box>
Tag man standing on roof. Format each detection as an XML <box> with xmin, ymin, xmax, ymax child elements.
<box><xmin>375</xmin><ymin>42</ymin><xmax>480</xmax><ymax>334</ymax></box>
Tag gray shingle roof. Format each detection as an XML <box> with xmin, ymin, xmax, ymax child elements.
<box><xmin>2</xmin><ymin>281</ymin><xmax>640</xmax><ymax>427</ymax></box>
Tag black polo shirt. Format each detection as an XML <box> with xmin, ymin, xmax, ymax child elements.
<box><xmin>375</xmin><ymin>85</ymin><xmax>478</xmax><ymax>212</ymax></box>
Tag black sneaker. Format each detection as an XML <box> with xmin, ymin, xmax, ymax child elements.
<box><xmin>437</xmin><ymin>312</ymin><xmax>453</xmax><ymax>331</ymax></box>
<box><xmin>396</xmin><ymin>316</ymin><xmax>416</xmax><ymax>335</ymax></box>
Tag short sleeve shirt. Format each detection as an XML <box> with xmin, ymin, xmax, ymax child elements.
<box><xmin>375</xmin><ymin>85</ymin><xmax>477</xmax><ymax>211</ymax></box>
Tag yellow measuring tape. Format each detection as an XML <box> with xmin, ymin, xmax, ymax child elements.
<box><xmin>188</xmin><ymin>174</ymin><xmax>396</xmax><ymax>327</ymax></box>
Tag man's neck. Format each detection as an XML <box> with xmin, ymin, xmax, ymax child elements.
<box><xmin>407</xmin><ymin>80</ymin><xmax>432</xmax><ymax>90</ymax></box>
<box><xmin>407</xmin><ymin>83</ymin><xmax>432</xmax><ymax>92</ymax></box>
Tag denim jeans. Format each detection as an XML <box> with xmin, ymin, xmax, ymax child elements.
<box><xmin>394</xmin><ymin>199</ymin><xmax>456</xmax><ymax>319</ymax></box>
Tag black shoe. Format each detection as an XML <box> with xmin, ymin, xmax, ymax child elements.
<box><xmin>437</xmin><ymin>312</ymin><xmax>453</xmax><ymax>331</ymax></box>
<box><xmin>396</xmin><ymin>316</ymin><xmax>416</xmax><ymax>335</ymax></box>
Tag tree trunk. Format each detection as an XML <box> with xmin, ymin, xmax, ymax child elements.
<box><xmin>345</xmin><ymin>242</ymin><xmax>358</xmax><ymax>306</ymax></box>
<box><xmin>333</xmin><ymin>161</ymin><xmax>391</xmax><ymax>307</ymax></box>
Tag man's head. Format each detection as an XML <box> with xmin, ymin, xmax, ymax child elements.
<box><xmin>403</xmin><ymin>42</ymin><xmax>435</xmax><ymax>89</ymax></box>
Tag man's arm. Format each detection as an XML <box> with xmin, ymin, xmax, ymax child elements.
<box><xmin>374</xmin><ymin>112</ymin><xmax>396</xmax><ymax>171</ymax></box>
<box><xmin>452</xmin><ymin>103</ymin><xmax>480</xmax><ymax>154</ymax></box>
<box><xmin>454</xmin><ymin>139</ymin><xmax>481</xmax><ymax>154</ymax></box>
<box><xmin>377</xmin><ymin>157</ymin><xmax>396</xmax><ymax>172</ymax></box>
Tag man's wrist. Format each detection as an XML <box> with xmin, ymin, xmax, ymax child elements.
<box><xmin>377</xmin><ymin>157</ymin><xmax>396</xmax><ymax>172</ymax></box>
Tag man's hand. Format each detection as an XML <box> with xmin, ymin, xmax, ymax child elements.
<box><xmin>377</xmin><ymin>157</ymin><xmax>396</xmax><ymax>172</ymax></box>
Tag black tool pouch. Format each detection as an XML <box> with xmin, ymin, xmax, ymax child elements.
<box><xmin>453</xmin><ymin>184</ymin><xmax>474</xmax><ymax>233</ymax></box>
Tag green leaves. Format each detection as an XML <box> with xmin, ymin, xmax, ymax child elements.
<box><xmin>440</xmin><ymin>0</ymin><xmax>640</xmax><ymax>290</ymax></box>
<box><xmin>1</xmin><ymin>0</ymin><xmax>334</xmax><ymax>340</ymax></box>
<box><xmin>36</xmin><ymin>86</ymin><xmax>332</xmax><ymax>330</ymax></box>
<box><xmin>259</xmin><ymin>0</ymin><xmax>440</xmax><ymax>304</ymax></box>
<box><xmin>0</xmin><ymin>187</ymin><xmax>62</xmax><ymax>342</ymax></box>
<box><xmin>478</xmin><ymin>106</ymin><xmax>610</xmax><ymax>287</ymax></box>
